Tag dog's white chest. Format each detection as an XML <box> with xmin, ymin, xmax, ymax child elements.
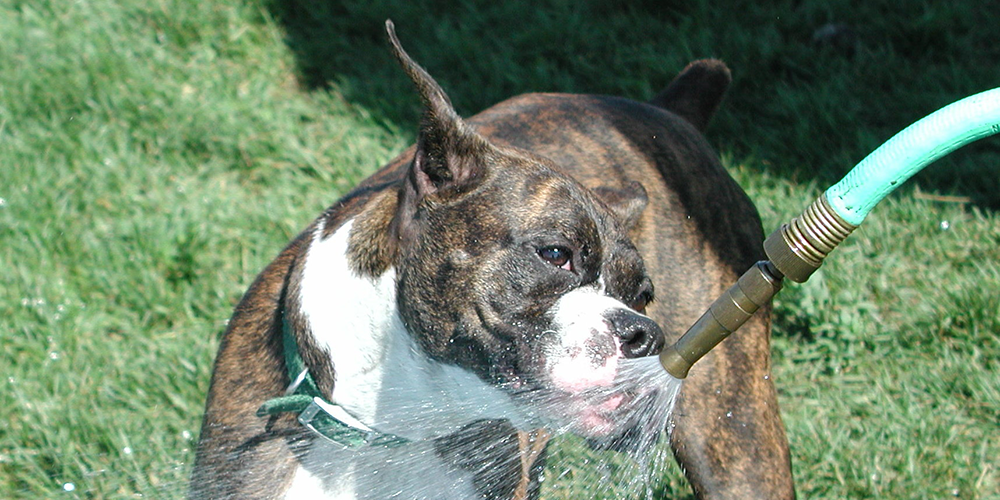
<box><xmin>296</xmin><ymin>219</ymin><xmax>530</xmax><ymax>438</ymax></box>
<box><xmin>284</xmin><ymin>441</ymin><xmax>481</xmax><ymax>500</ymax></box>
<box><xmin>285</xmin><ymin>219</ymin><xmax>532</xmax><ymax>499</ymax></box>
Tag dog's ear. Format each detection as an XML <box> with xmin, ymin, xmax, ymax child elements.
<box><xmin>386</xmin><ymin>21</ymin><xmax>489</xmax><ymax>202</ymax></box>
<box><xmin>648</xmin><ymin>59</ymin><xmax>731</xmax><ymax>132</ymax></box>
<box><xmin>593</xmin><ymin>181</ymin><xmax>648</xmax><ymax>230</ymax></box>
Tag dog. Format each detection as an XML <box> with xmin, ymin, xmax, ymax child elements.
<box><xmin>190</xmin><ymin>21</ymin><xmax>794</xmax><ymax>500</ymax></box>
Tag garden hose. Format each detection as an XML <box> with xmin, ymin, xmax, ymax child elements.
<box><xmin>660</xmin><ymin>88</ymin><xmax>1000</xmax><ymax>379</ymax></box>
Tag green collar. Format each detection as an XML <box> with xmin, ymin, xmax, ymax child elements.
<box><xmin>256</xmin><ymin>317</ymin><xmax>409</xmax><ymax>448</ymax></box>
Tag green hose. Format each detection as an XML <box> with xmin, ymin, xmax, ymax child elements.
<box><xmin>661</xmin><ymin>87</ymin><xmax>1000</xmax><ymax>379</ymax></box>
<box><xmin>827</xmin><ymin>88</ymin><xmax>1000</xmax><ymax>226</ymax></box>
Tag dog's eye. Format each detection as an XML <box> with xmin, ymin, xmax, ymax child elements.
<box><xmin>538</xmin><ymin>246</ymin><xmax>573</xmax><ymax>271</ymax></box>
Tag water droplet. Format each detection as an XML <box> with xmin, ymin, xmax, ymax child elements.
<box><xmin>62</xmin><ymin>482</ymin><xmax>75</xmax><ymax>492</ymax></box>
<box><xmin>939</xmin><ymin>220</ymin><xmax>951</xmax><ymax>231</ymax></box>
<box><xmin>122</xmin><ymin>446</ymin><xmax>133</xmax><ymax>455</ymax></box>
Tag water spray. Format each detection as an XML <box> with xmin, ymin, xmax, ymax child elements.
<box><xmin>660</xmin><ymin>88</ymin><xmax>1000</xmax><ymax>380</ymax></box>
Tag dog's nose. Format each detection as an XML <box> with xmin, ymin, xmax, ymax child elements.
<box><xmin>606</xmin><ymin>309</ymin><xmax>665</xmax><ymax>358</ymax></box>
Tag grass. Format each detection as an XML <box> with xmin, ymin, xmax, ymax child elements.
<box><xmin>0</xmin><ymin>0</ymin><xmax>997</xmax><ymax>498</ymax></box>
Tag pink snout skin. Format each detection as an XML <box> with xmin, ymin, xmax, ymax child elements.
<box><xmin>549</xmin><ymin>338</ymin><xmax>621</xmax><ymax>393</ymax></box>
<box><xmin>546</xmin><ymin>336</ymin><xmax>630</xmax><ymax>435</ymax></box>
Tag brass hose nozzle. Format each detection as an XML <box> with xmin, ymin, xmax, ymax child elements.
<box><xmin>660</xmin><ymin>194</ymin><xmax>858</xmax><ymax>379</ymax></box>
<box><xmin>660</xmin><ymin>261</ymin><xmax>783</xmax><ymax>379</ymax></box>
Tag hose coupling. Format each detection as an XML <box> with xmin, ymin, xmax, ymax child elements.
<box><xmin>763</xmin><ymin>194</ymin><xmax>857</xmax><ymax>283</ymax></box>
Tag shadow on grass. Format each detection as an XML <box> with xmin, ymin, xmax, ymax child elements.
<box><xmin>266</xmin><ymin>1</ymin><xmax>696</xmax><ymax>128</ymax></box>
<box><xmin>267</xmin><ymin>0</ymin><xmax>1000</xmax><ymax>202</ymax></box>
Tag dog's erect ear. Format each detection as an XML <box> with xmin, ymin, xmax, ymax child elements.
<box><xmin>593</xmin><ymin>181</ymin><xmax>649</xmax><ymax>230</ymax></box>
<box><xmin>386</xmin><ymin>20</ymin><xmax>489</xmax><ymax>201</ymax></box>
<box><xmin>648</xmin><ymin>59</ymin><xmax>731</xmax><ymax>132</ymax></box>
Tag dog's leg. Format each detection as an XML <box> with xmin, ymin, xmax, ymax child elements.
<box><xmin>670</xmin><ymin>311</ymin><xmax>795</xmax><ymax>499</ymax></box>
<box><xmin>512</xmin><ymin>429</ymin><xmax>551</xmax><ymax>500</ymax></box>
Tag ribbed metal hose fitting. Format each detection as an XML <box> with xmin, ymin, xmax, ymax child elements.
<box><xmin>763</xmin><ymin>195</ymin><xmax>857</xmax><ymax>283</ymax></box>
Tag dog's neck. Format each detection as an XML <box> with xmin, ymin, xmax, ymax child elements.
<box><xmin>294</xmin><ymin>219</ymin><xmax>532</xmax><ymax>441</ymax></box>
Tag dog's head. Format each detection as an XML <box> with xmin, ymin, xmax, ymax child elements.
<box><xmin>348</xmin><ymin>22</ymin><xmax>668</xmax><ymax>441</ymax></box>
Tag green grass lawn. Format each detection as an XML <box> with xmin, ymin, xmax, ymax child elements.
<box><xmin>1</xmin><ymin>0</ymin><xmax>997</xmax><ymax>498</ymax></box>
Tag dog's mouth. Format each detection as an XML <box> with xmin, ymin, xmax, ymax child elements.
<box><xmin>503</xmin><ymin>356</ymin><xmax>669</xmax><ymax>447</ymax></box>
<box><xmin>560</xmin><ymin>356</ymin><xmax>679</xmax><ymax>456</ymax></box>
<box><xmin>480</xmin><ymin>325</ymin><xmax>671</xmax><ymax>452</ymax></box>
<box><xmin>557</xmin><ymin>388</ymin><xmax>635</xmax><ymax>437</ymax></box>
